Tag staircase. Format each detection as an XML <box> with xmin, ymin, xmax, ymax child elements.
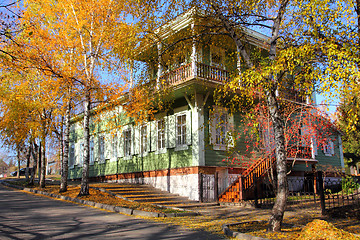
<box><xmin>219</xmin><ymin>156</ymin><xmax>276</xmax><ymax>203</ymax></box>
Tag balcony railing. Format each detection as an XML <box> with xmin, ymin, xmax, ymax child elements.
<box><xmin>196</xmin><ymin>63</ymin><xmax>229</xmax><ymax>82</ymax></box>
<box><xmin>287</xmin><ymin>146</ymin><xmax>313</xmax><ymax>159</ymax></box>
<box><xmin>281</xmin><ymin>88</ymin><xmax>307</xmax><ymax>103</ymax></box>
<box><xmin>159</xmin><ymin>62</ymin><xmax>229</xmax><ymax>86</ymax></box>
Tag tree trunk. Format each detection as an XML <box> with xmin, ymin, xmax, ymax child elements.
<box><xmin>39</xmin><ymin>133</ymin><xmax>46</xmax><ymax>188</ymax></box>
<box><xmin>60</xmin><ymin>97</ymin><xmax>71</xmax><ymax>193</ymax></box>
<box><xmin>25</xmin><ymin>144</ymin><xmax>32</xmax><ymax>183</ymax></box>
<box><xmin>267</xmin><ymin>88</ymin><xmax>288</xmax><ymax>232</ymax></box>
<box><xmin>30</xmin><ymin>141</ymin><xmax>38</xmax><ymax>186</ymax></box>
<box><xmin>38</xmin><ymin>141</ymin><xmax>41</xmax><ymax>183</ymax></box>
<box><xmin>16</xmin><ymin>146</ymin><xmax>20</xmax><ymax>179</ymax></box>
<box><xmin>78</xmin><ymin>89</ymin><xmax>91</xmax><ymax>196</ymax></box>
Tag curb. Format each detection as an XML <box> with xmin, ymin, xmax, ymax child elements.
<box><xmin>222</xmin><ymin>223</ymin><xmax>270</xmax><ymax>240</ymax></box>
<box><xmin>1</xmin><ymin>181</ymin><xmax>197</xmax><ymax>218</ymax></box>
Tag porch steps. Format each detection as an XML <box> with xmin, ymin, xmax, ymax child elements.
<box><xmin>95</xmin><ymin>183</ymin><xmax>199</xmax><ymax>207</ymax></box>
<box><xmin>93</xmin><ymin>182</ymin><xmax>256</xmax><ymax>215</ymax></box>
<box><xmin>219</xmin><ymin>156</ymin><xmax>276</xmax><ymax>203</ymax></box>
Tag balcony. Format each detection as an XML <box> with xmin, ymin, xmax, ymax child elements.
<box><xmin>280</xmin><ymin>88</ymin><xmax>307</xmax><ymax>103</ymax></box>
<box><xmin>287</xmin><ymin>146</ymin><xmax>314</xmax><ymax>160</ymax></box>
<box><xmin>159</xmin><ymin>62</ymin><xmax>229</xmax><ymax>86</ymax></box>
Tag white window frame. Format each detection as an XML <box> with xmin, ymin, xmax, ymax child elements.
<box><xmin>124</xmin><ymin>128</ymin><xmax>132</xmax><ymax>158</ymax></box>
<box><xmin>210</xmin><ymin>107</ymin><xmax>234</xmax><ymax>151</ymax></box>
<box><xmin>110</xmin><ymin>134</ymin><xmax>118</xmax><ymax>162</ymax></box>
<box><xmin>157</xmin><ymin>118</ymin><xmax>166</xmax><ymax>154</ymax></box>
<box><xmin>176</xmin><ymin>114</ymin><xmax>187</xmax><ymax>146</ymax></box>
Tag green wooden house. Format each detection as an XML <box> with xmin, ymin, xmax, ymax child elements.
<box><xmin>68</xmin><ymin>9</ymin><xmax>344</xmax><ymax>202</ymax></box>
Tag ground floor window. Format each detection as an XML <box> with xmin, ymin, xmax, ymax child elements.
<box><xmin>157</xmin><ymin>119</ymin><xmax>166</xmax><ymax>150</ymax></box>
<box><xmin>176</xmin><ymin>114</ymin><xmax>187</xmax><ymax>146</ymax></box>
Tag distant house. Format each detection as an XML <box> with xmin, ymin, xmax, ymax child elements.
<box><xmin>67</xmin><ymin>9</ymin><xmax>344</xmax><ymax>202</ymax></box>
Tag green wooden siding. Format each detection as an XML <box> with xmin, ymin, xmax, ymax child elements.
<box><xmin>69</xmin><ymin>147</ymin><xmax>193</xmax><ymax>179</ymax></box>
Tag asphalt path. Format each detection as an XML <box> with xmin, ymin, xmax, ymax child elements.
<box><xmin>0</xmin><ymin>183</ymin><xmax>223</xmax><ymax>240</ymax></box>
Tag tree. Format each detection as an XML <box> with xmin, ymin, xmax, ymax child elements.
<box><xmin>338</xmin><ymin>95</ymin><xmax>360</xmax><ymax>175</ymax></box>
<box><xmin>12</xmin><ymin>0</ymin><xmax>137</xmax><ymax>196</ymax></box>
<box><xmin>133</xmin><ymin>0</ymin><xmax>348</xmax><ymax>231</ymax></box>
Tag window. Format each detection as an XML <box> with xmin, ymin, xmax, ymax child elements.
<box><xmin>69</xmin><ymin>143</ymin><xmax>75</xmax><ymax>167</ymax></box>
<box><xmin>323</xmin><ymin>140</ymin><xmax>334</xmax><ymax>156</ymax></box>
<box><xmin>140</xmin><ymin>125</ymin><xmax>147</xmax><ymax>153</ymax></box>
<box><xmin>176</xmin><ymin>114</ymin><xmax>187</xmax><ymax>146</ymax></box>
<box><xmin>215</xmin><ymin>113</ymin><xmax>227</xmax><ymax>145</ymax></box>
<box><xmin>210</xmin><ymin>108</ymin><xmax>234</xmax><ymax>150</ymax></box>
<box><xmin>124</xmin><ymin>129</ymin><xmax>132</xmax><ymax>157</ymax></box>
<box><xmin>157</xmin><ymin>119</ymin><xmax>166</xmax><ymax>150</ymax></box>
<box><xmin>90</xmin><ymin>139</ymin><xmax>94</xmax><ymax>164</ymax></box>
<box><xmin>210</xmin><ymin>46</ymin><xmax>225</xmax><ymax>68</ymax></box>
<box><xmin>99</xmin><ymin>135</ymin><xmax>105</xmax><ymax>162</ymax></box>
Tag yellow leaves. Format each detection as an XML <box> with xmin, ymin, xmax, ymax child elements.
<box><xmin>297</xmin><ymin>219</ymin><xmax>360</xmax><ymax>240</ymax></box>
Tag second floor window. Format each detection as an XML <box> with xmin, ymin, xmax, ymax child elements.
<box><xmin>140</xmin><ymin>125</ymin><xmax>147</xmax><ymax>153</ymax></box>
<box><xmin>323</xmin><ymin>140</ymin><xmax>334</xmax><ymax>156</ymax></box>
<box><xmin>176</xmin><ymin>114</ymin><xmax>186</xmax><ymax>146</ymax></box>
<box><xmin>157</xmin><ymin>119</ymin><xmax>166</xmax><ymax>150</ymax></box>
<box><xmin>124</xmin><ymin>129</ymin><xmax>132</xmax><ymax>157</ymax></box>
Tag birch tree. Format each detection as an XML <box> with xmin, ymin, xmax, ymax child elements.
<box><xmin>15</xmin><ymin>0</ymin><xmax>136</xmax><ymax>196</ymax></box>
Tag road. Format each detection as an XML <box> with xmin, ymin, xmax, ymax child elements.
<box><xmin>0</xmin><ymin>183</ymin><xmax>223</xmax><ymax>240</ymax></box>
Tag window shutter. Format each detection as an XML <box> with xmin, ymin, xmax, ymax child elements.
<box><xmin>90</xmin><ymin>138</ymin><xmax>94</xmax><ymax>165</ymax></box>
<box><xmin>110</xmin><ymin>134</ymin><xmax>117</xmax><ymax>162</ymax></box>
<box><xmin>330</xmin><ymin>141</ymin><xmax>335</xmax><ymax>155</ymax></box>
<box><xmin>186</xmin><ymin>110</ymin><xmax>192</xmax><ymax>145</ymax></box>
<box><xmin>168</xmin><ymin>115</ymin><xmax>176</xmax><ymax>148</ymax></box>
<box><xmin>69</xmin><ymin>143</ymin><xmax>75</xmax><ymax>167</ymax></box>
<box><xmin>146</xmin><ymin>123</ymin><xmax>151</xmax><ymax>153</ymax></box>
<box><xmin>150</xmin><ymin>121</ymin><xmax>156</xmax><ymax>152</ymax></box>
<box><xmin>79</xmin><ymin>141</ymin><xmax>84</xmax><ymax>166</ymax></box>
<box><xmin>93</xmin><ymin>136</ymin><xmax>98</xmax><ymax>162</ymax></box>
<box><xmin>227</xmin><ymin>114</ymin><xmax>234</xmax><ymax>148</ymax></box>
<box><xmin>99</xmin><ymin>135</ymin><xmax>105</xmax><ymax>163</ymax></box>
<box><xmin>118</xmin><ymin>131</ymin><xmax>124</xmax><ymax>158</ymax></box>
<box><xmin>227</xmin><ymin>132</ymin><xmax>235</xmax><ymax>148</ymax></box>
<box><xmin>134</xmin><ymin>125</ymin><xmax>140</xmax><ymax>155</ymax></box>
<box><xmin>75</xmin><ymin>142</ymin><xmax>79</xmax><ymax>165</ymax></box>
<box><xmin>104</xmin><ymin>133</ymin><xmax>110</xmax><ymax>160</ymax></box>
<box><xmin>312</xmin><ymin>138</ymin><xmax>317</xmax><ymax>156</ymax></box>
<box><xmin>131</xmin><ymin>126</ymin><xmax>134</xmax><ymax>156</ymax></box>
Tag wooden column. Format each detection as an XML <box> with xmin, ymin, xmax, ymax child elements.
<box><xmin>191</xmin><ymin>22</ymin><xmax>197</xmax><ymax>77</ymax></box>
<box><xmin>157</xmin><ymin>42</ymin><xmax>163</xmax><ymax>88</ymax></box>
